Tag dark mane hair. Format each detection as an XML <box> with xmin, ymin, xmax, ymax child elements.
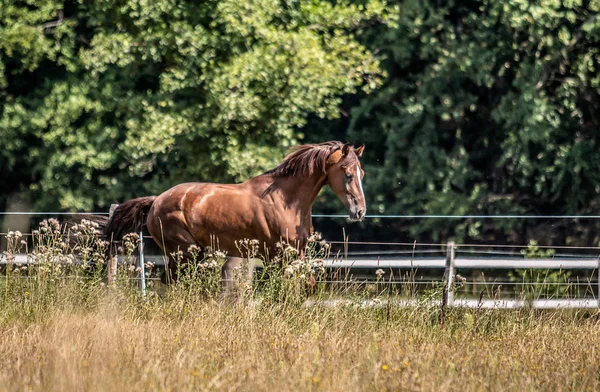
<box><xmin>264</xmin><ymin>141</ymin><xmax>357</xmax><ymax>177</ymax></box>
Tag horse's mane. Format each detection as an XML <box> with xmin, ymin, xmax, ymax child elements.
<box><xmin>264</xmin><ymin>141</ymin><xmax>352</xmax><ymax>177</ymax></box>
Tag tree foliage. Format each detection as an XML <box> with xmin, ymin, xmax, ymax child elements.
<box><xmin>0</xmin><ymin>0</ymin><xmax>390</xmax><ymax>210</ymax></box>
<box><xmin>3</xmin><ymin>0</ymin><xmax>600</xmax><ymax>245</ymax></box>
<box><xmin>342</xmin><ymin>0</ymin><xmax>600</xmax><ymax>244</ymax></box>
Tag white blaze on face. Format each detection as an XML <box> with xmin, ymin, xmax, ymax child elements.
<box><xmin>356</xmin><ymin>166</ymin><xmax>365</xmax><ymax>202</ymax></box>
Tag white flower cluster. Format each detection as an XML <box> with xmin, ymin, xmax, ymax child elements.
<box><xmin>171</xmin><ymin>249</ymin><xmax>184</xmax><ymax>261</ymax></box>
<box><xmin>238</xmin><ymin>238</ymin><xmax>260</xmax><ymax>246</ymax></box>
<box><xmin>307</xmin><ymin>232</ymin><xmax>322</xmax><ymax>242</ymax></box>
<box><xmin>276</xmin><ymin>242</ymin><xmax>300</xmax><ymax>257</ymax></box>
<box><xmin>122</xmin><ymin>233</ymin><xmax>140</xmax><ymax>254</ymax></box>
<box><xmin>284</xmin><ymin>258</ymin><xmax>325</xmax><ymax>278</ymax></box>
<box><xmin>199</xmin><ymin>245</ymin><xmax>228</xmax><ymax>260</ymax></box>
<box><xmin>31</xmin><ymin>219</ymin><xmax>61</xmax><ymax>237</ymax></box>
<box><xmin>188</xmin><ymin>244</ymin><xmax>202</xmax><ymax>257</ymax></box>
<box><xmin>71</xmin><ymin>219</ymin><xmax>101</xmax><ymax>237</ymax></box>
<box><xmin>187</xmin><ymin>245</ymin><xmax>226</xmax><ymax>270</ymax></box>
<box><xmin>5</xmin><ymin>230</ymin><xmax>27</xmax><ymax>250</ymax></box>
<box><xmin>6</xmin><ymin>230</ymin><xmax>22</xmax><ymax>241</ymax></box>
<box><xmin>198</xmin><ymin>259</ymin><xmax>220</xmax><ymax>270</ymax></box>
<box><xmin>236</xmin><ymin>239</ymin><xmax>260</xmax><ymax>257</ymax></box>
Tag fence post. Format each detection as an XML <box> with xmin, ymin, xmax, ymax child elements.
<box><xmin>444</xmin><ymin>241</ymin><xmax>456</xmax><ymax>307</ymax></box>
<box><xmin>139</xmin><ymin>230</ymin><xmax>146</xmax><ymax>297</ymax></box>
<box><xmin>597</xmin><ymin>257</ymin><xmax>600</xmax><ymax>309</ymax></box>
<box><xmin>106</xmin><ymin>204</ymin><xmax>119</xmax><ymax>286</ymax></box>
<box><xmin>107</xmin><ymin>255</ymin><xmax>117</xmax><ymax>286</ymax></box>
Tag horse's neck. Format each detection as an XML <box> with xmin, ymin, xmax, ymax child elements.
<box><xmin>266</xmin><ymin>173</ymin><xmax>327</xmax><ymax>216</ymax></box>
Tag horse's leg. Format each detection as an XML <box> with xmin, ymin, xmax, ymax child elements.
<box><xmin>221</xmin><ymin>256</ymin><xmax>254</xmax><ymax>291</ymax></box>
<box><xmin>153</xmin><ymin>223</ymin><xmax>198</xmax><ymax>284</ymax></box>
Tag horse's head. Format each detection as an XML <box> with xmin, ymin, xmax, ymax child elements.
<box><xmin>326</xmin><ymin>143</ymin><xmax>366</xmax><ymax>222</ymax></box>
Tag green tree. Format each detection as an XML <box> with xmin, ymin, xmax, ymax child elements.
<box><xmin>0</xmin><ymin>0</ymin><xmax>392</xmax><ymax>210</ymax></box>
<box><xmin>340</xmin><ymin>0</ymin><xmax>600</xmax><ymax>244</ymax></box>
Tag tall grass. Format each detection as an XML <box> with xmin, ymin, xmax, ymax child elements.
<box><xmin>1</xmin><ymin>221</ymin><xmax>599</xmax><ymax>391</ymax></box>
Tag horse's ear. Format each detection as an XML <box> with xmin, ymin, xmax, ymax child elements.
<box><xmin>341</xmin><ymin>143</ymin><xmax>351</xmax><ymax>157</ymax></box>
<box><xmin>355</xmin><ymin>144</ymin><xmax>365</xmax><ymax>157</ymax></box>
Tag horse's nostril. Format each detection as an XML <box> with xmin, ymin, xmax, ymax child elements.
<box><xmin>357</xmin><ymin>209</ymin><xmax>365</xmax><ymax>218</ymax></box>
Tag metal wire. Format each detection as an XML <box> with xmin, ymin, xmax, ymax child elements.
<box><xmin>313</xmin><ymin>214</ymin><xmax>600</xmax><ymax>219</ymax></box>
<box><xmin>3</xmin><ymin>211</ymin><xmax>600</xmax><ymax>219</ymax></box>
<box><xmin>334</xmin><ymin>249</ymin><xmax>444</xmax><ymax>256</ymax></box>
<box><xmin>458</xmin><ymin>243</ymin><xmax>600</xmax><ymax>250</ymax></box>
<box><xmin>0</xmin><ymin>212</ymin><xmax>108</xmax><ymax>215</ymax></box>
<box><xmin>462</xmin><ymin>281</ymin><xmax>596</xmax><ymax>286</ymax></box>
<box><xmin>456</xmin><ymin>249</ymin><xmax>600</xmax><ymax>258</ymax></box>
<box><xmin>326</xmin><ymin>240</ymin><xmax>600</xmax><ymax>250</ymax></box>
<box><xmin>327</xmin><ymin>240</ymin><xmax>448</xmax><ymax>247</ymax></box>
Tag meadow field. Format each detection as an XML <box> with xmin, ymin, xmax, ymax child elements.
<box><xmin>1</xmin><ymin>289</ymin><xmax>599</xmax><ymax>391</ymax></box>
<box><xmin>1</xmin><ymin>222</ymin><xmax>599</xmax><ymax>391</ymax></box>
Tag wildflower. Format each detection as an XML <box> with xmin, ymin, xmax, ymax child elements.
<box><xmin>319</xmin><ymin>240</ymin><xmax>331</xmax><ymax>249</ymax></box>
<box><xmin>308</xmin><ymin>232</ymin><xmax>322</xmax><ymax>242</ymax></box>
<box><xmin>311</xmin><ymin>259</ymin><xmax>325</xmax><ymax>274</ymax></box>
<box><xmin>188</xmin><ymin>244</ymin><xmax>201</xmax><ymax>254</ymax></box>
<box><xmin>123</xmin><ymin>233</ymin><xmax>140</xmax><ymax>253</ymax></box>
<box><xmin>284</xmin><ymin>246</ymin><xmax>299</xmax><ymax>256</ymax></box>
<box><xmin>382</xmin><ymin>365</ymin><xmax>389</xmax><ymax>371</ymax></box>
<box><xmin>39</xmin><ymin>220</ymin><xmax>49</xmax><ymax>234</ymax></box>
<box><xmin>214</xmin><ymin>250</ymin><xmax>227</xmax><ymax>259</ymax></box>
<box><xmin>48</xmin><ymin>218</ymin><xmax>61</xmax><ymax>232</ymax></box>
<box><xmin>375</xmin><ymin>269</ymin><xmax>385</xmax><ymax>279</ymax></box>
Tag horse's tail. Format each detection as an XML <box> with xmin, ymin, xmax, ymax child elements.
<box><xmin>101</xmin><ymin>196</ymin><xmax>157</xmax><ymax>241</ymax></box>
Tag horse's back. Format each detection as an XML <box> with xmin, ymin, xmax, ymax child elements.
<box><xmin>147</xmin><ymin>181</ymin><xmax>265</xmax><ymax>254</ymax></box>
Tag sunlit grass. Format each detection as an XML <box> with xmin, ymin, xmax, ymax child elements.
<box><xmin>1</xmin><ymin>296</ymin><xmax>599</xmax><ymax>391</ymax></box>
<box><xmin>1</xmin><ymin>220</ymin><xmax>599</xmax><ymax>391</ymax></box>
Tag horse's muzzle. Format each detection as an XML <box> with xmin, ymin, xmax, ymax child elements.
<box><xmin>348</xmin><ymin>208</ymin><xmax>366</xmax><ymax>222</ymax></box>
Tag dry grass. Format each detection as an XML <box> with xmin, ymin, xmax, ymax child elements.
<box><xmin>0</xmin><ymin>293</ymin><xmax>599</xmax><ymax>392</ymax></box>
<box><xmin>2</xmin><ymin>222</ymin><xmax>600</xmax><ymax>391</ymax></box>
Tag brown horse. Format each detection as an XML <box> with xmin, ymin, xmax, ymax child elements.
<box><xmin>103</xmin><ymin>141</ymin><xmax>366</xmax><ymax>283</ymax></box>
